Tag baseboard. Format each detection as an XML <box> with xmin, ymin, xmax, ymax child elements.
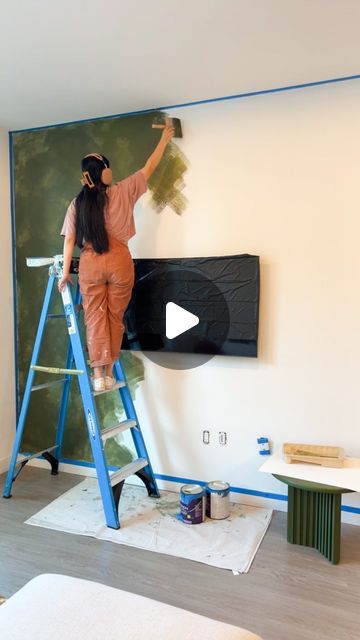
<box><xmin>26</xmin><ymin>458</ymin><xmax>360</xmax><ymax>525</ymax></box>
<box><xmin>0</xmin><ymin>456</ymin><xmax>10</xmax><ymax>475</ymax></box>
<box><xmin>27</xmin><ymin>458</ymin><xmax>287</xmax><ymax>512</ymax></box>
<box><xmin>28</xmin><ymin>458</ymin><xmax>98</xmax><ymax>478</ymax></box>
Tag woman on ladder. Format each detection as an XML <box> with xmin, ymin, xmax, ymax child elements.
<box><xmin>59</xmin><ymin>122</ymin><xmax>174</xmax><ymax>392</ymax></box>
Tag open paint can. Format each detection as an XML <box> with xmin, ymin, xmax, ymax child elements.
<box><xmin>179</xmin><ymin>484</ymin><xmax>205</xmax><ymax>524</ymax></box>
<box><xmin>206</xmin><ymin>480</ymin><xmax>231</xmax><ymax>519</ymax></box>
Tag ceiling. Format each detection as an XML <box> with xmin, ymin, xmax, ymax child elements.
<box><xmin>1</xmin><ymin>0</ymin><xmax>360</xmax><ymax>131</ymax></box>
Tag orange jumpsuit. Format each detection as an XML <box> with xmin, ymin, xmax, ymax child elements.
<box><xmin>61</xmin><ymin>170</ymin><xmax>147</xmax><ymax>367</ymax></box>
<box><xmin>79</xmin><ymin>235</ymin><xmax>134</xmax><ymax>367</ymax></box>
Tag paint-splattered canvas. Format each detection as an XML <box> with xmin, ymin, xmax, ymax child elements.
<box><xmin>12</xmin><ymin>111</ymin><xmax>188</xmax><ymax>464</ymax></box>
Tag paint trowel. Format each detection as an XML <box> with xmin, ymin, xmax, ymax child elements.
<box><xmin>152</xmin><ymin>114</ymin><xmax>182</xmax><ymax>138</ymax></box>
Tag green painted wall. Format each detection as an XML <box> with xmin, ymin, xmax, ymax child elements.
<box><xmin>13</xmin><ymin>111</ymin><xmax>187</xmax><ymax>465</ymax></box>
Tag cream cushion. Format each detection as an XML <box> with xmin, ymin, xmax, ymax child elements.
<box><xmin>0</xmin><ymin>573</ymin><xmax>262</xmax><ymax>639</ymax></box>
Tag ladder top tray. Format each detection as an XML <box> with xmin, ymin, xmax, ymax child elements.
<box><xmin>27</xmin><ymin>256</ymin><xmax>80</xmax><ymax>273</ymax></box>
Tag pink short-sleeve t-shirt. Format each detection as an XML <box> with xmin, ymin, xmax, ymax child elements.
<box><xmin>60</xmin><ymin>170</ymin><xmax>147</xmax><ymax>245</ymax></box>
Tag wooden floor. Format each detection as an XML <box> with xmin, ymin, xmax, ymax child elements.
<box><xmin>0</xmin><ymin>467</ymin><xmax>359</xmax><ymax>640</ymax></box>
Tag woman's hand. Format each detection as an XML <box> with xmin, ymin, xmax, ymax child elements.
<box><xmin>60</xmin><ymin>235</ymin><xmax>76</xmax><ymax>292</ymax></box>
<box><xmin>57</xmin><ymin>273</ymin><xmax>73</xmax><ymax>293</ymax></box>
<box><xmin>160</xmin><ymin>121</ymin><xmax>175</xmax><ymax>144</ymax></box>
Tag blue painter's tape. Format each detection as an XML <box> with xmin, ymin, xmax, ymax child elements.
<box><xmin>341</xmin><ymin>505</ymin><xmax>360</xmax><ymax>514</ymax></box>
<box><xmin>58</xmin><ymin>457</ymin><xmax>119</xmax><ymax>472</ymax></box>
<box><xmin>153</xmin><ymin>472</ymin><xmax>360</xmax><ymax>514</ymax></box>
<box><xmin>20</xmin><ymin>453</ymin><xmax>118</xmax><ymax>473</ymax></box>
<box><xmin>23</xmin><ymin>456</ymin><xmax>360</xmax><ymax>515</ymax></box>
<box><xmin>155</xmin><ymin>472</ymin><xmax>286</xmax><ymax>501</ymax></box>
<box><xmin>257</xmin><ymin>436</ymin><xmax>270</xmax><ymax>455</ymax></box>
<box><xmin>9</xmin><ymin>74</ymin><xmax>360</xmax><ymax>135</ymax></box>
<box><xmin>8</xmin><ymin>132</ymin><xmax>19</xmax><ymax>419</ymax></box>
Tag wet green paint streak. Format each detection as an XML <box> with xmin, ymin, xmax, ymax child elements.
<box><xmin>13</xmin><ymin>111</ymin><xmax>188</xmax><ymax>464</ymax></box>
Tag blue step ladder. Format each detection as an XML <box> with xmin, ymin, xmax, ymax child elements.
<box><xmin>3</xmin><ymin>255</ymin><xmax>160</xmax><ymax>529</ymax></box>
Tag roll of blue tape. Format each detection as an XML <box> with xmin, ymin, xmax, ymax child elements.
<box><xmin>257</xmin><ymin>437</ymin><xmax>270</xmax><ymax>455</ymax></box>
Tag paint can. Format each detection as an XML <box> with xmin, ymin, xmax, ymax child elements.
<box><xmin>206</xmin><ymin>480</ymin><xmax>231</xmax><ymax>520</ymax></box>
<box><xmin>179</xmin><ymin>484</ymin><xmax>205</xmax><ymax>524</ymax></box>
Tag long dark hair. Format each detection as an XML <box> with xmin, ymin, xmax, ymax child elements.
<box><xmin>75</xmin><ymin>154</ymin><xmax>110</xmax><ymax>254</ymax></box>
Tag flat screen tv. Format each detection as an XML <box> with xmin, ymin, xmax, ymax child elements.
<box><xmin>122</xmin><ymin>254</ymin><xmax>260</xmax><ymax>358</ymax></box>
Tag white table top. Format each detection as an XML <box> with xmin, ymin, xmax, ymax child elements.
<box><xmin>259</xmin><ymin>449</ymin><xmax>360</xmax><ymax>492</ymax></box>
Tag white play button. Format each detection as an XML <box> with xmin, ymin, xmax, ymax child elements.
<box><xmin>165</xmin><ymin>302</ymin><xmax>199</xmax><ymax>340</ymax></box>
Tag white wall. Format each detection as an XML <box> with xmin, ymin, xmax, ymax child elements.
<box><xmin>127</xmin><ymin>79</ymin><xmax>360</xmax><ymax>523</ymax></box>
<box><xmin>0</xmin><ymin>129</ymin><xmax>15</xmax><ymax>472</ymax></box>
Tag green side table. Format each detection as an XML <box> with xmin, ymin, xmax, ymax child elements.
<box><xmin>273</xmin><ymin>474</ymin><xmax>353</xmax><ymax>564</ymax></box>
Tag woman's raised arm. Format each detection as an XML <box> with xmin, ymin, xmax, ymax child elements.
<box><xmin>141</xmin><ymin>121</ymin><xmax>175</xmax><ymax>181</ymax></box>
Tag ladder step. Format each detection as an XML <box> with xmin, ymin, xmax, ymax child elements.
<box><xmin>31</xmin><ymin>365</ymin><xmax>84</xmax><ymax>375</ymax></box>
<box><xmin>47</xmin><ymin>313</ymin><xmax>65</xmax><ymax>319</ymax></box>
<box><xmin>109</xmin><ymin>458</ymin><xmax>148</xmax><ymax>486</ymax></box>
<box><xmin>93</xmin><ymin>381</ymin><xmax>126</xmax><ymax>397</ymax></box>
<box><xmin>17</xmin><ymin>445</ymin><xmax>58</xmax><ymax>464</ymax></box>
<box><xmin>101</xmin><ymin>419</ymin><xmax>137</xmax><ymax>442</ymax></box>
<box><xmin>31</xmin><ymin>378</ymin><xmax>67</xmax><ymax>392</ymax></box>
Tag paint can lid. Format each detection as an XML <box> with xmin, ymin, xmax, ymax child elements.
<box><xmin>180</xmin><ymin>484</ymin><xmax>204</xmax><ymax>495</ymax></box>
<box><xmin>206</xmin><ymin>480</ymin><xmax>230</xmax><ymax>492</ymax></box>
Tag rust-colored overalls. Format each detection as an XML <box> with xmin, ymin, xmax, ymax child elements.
<box><xmin>79</xmin><ymin>235</ymin><xmax>134</xmax><ymax>367</ymax></box>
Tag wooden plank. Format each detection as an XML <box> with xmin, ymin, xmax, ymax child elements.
<box><xmin>283</xmin><ymin>443</ymin><xmax>344</xmax><ymax>459</ymax></box>
<box><xmin>284</xmin><ymin>454</ymin><xmax>345</xmax><ymax>468</ymax></box>
<box><xmin>283</xmin><ymin>443</ymin><xmax>345</xmax><ymax>467</ymax></box>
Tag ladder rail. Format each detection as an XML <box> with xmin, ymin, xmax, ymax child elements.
<box><xmin>55</xmin><ymin>283</ymin><xmax>82</xmax><ymax>460</ymax></box>
<box><xmin>62</xmin><ymin>283</ymin><xmax>120</xmax><ymax>529</ymax></box>
<box><xmin>114</xmin><ymin>360</ymin><xmax>160</xmax><ymax>498</ymax></box>
<box><xmin>3</xmin><ymin>275</ymin><xmax>56</xmax><ymax>498</ymax></box>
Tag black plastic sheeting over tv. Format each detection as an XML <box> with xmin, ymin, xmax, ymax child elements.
<box><xmin>122</xmin><ymin>254</ymin><xmax>260</xmax><ymax>357</ymax></box>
